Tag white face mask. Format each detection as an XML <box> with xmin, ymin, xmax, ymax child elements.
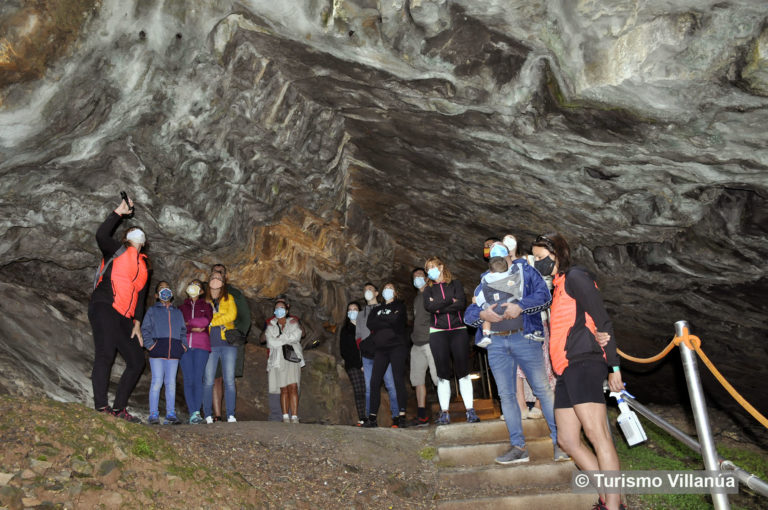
<box><xmin>364</xmin><ymin>290</ymin><xmax>374</xmax><ymax>302</ymax></box>
<box><xmin>503</xmin><ymin>235</ymin><xmax>517</xmax><ymax>255</ymax></box>
<box><xmin>126</xmin><ymin>229</ymin><xmax>146</xmax><ymax>245</ymax></box>
<box><xmin>186</xmin><ymin>284</ymin><xmax>201</xmax><ymax>298</ymax></box>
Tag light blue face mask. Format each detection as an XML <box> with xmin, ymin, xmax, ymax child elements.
<box><xmin>274</xmin><ymin>307</ymin><xmax>287</xmax><ymax>319</ymax></box>
<box><xmin>382</xmin><ymin>288</ymin><xmax>395</xmax><ymax>301</ymax></box>
<box><xmin>489</xmin><ymin>244</ymin><xmax>509</xmax><ymax>258</ymax></box>
<box><xmin>427</xmin><ymin>267</ymin><xmax>441</xmax><ymax>281</ymax></box>
<box><xmin>347</xmin><ymin>310</ymin><xmax>358</xmax><ymax>321</ymax></box>
<box><xmin>413</xmin><ymin>276</ymin><xmax>426</xmax><ymax>288</ymax></box>
<box><xmin>158</xmin><ymin>288</ymin><xmax>173</xmax><ymax>302</ymax></box>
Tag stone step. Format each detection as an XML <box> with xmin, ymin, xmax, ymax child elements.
<box><xmin>435</xmin><ymin>418</ymin><xmax>551</xmax><ymax>445</ymax></box>
<box><xmin>439</xmin><ymin>460</ymin><xmax>578</xmax><ymax>489</ymax></box>
<box><xmin>436</xmin><ymin>491</ymin><xmax>597</xmax><ymax>510</ymax></box>
<box><xmin>437</xmin><ymin>437</ymin><xmax>555</xmax><ymax>467</ymax></box>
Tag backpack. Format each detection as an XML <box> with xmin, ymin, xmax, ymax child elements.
<box><xmin>93</xmin><ymin>246</ymin><xmax>126</xmax><ymax>290</ymax></box>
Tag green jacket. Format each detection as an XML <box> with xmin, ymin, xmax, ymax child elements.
<box><xmin>228</xmin><ymin>285</ymin><xmax>251</xmax><ymax>338</ymax></box>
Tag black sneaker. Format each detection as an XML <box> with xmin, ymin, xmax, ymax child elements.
<box><xmin>112</xmin><ymin>408</ymin><xmax>141</xmax><ymax>424</ymax></box>
<box><xmin>391</xmin><ymin>416</ymin><xmax>400</xmax><ymax>429</ymax></box>
<box><xmin>408</xmin><ymin>416</ymin><xmax>430</xmax><ymax>427</ymax></box>
<box><xmin>97</xmin><ymin>406</ymin><xmax>113</xmax><ymax>415</ymax></box>
<box><xmin>362</xmin><ymin>417</ymin><xmax>378</xmax><ymax>428</ymax></box>
<box><xmin>397</xmin><ymin>416</ymin><xmax>407</xmax><ymax>428</ymax></box>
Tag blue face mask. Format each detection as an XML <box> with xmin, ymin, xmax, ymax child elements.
<box><xmin>382</xmin><ymin>288</ymin><xmax>395</xmax><ymax>301</ymax></box>
<box><xmin>413</xmin><ymin>276</ymin><xmax>426</xmax><ymax>289</ymax></box>
<box><xmin>159</xmin><ymin>288</ymin><xmax>173</xmax><ymax>302</ymax></box>
<box><xmin>427</xmin><ymin>267</ymin><xmax>441</xmax><ymax>281</ymax></box>
<box><xmin>347</xmin><ymin>310</ymin><xmax>358</xmax><ymax>321</ymax></box>
<box><xmin>274</xmin><ymin>307</ymin><xmax>287</xmax><ymax>319</ymax></box>
<box><xmin>489</xmin><ymin>244</ymin><xmax>509</xmax><ymax>258</ymax></box>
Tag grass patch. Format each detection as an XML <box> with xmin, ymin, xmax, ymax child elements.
<box><xmin>131</xmin><ymin>437</ymin><xmax>155</xmax><ymax>459</ymax></box>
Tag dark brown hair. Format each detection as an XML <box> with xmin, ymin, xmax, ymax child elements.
<box><xmin>532</xmin><ymin>233</ymin><xmax>573</xmax><ymax>274</ymax></box>
<box><xmin>488</xmin><ymin>256</ymin><xmax>508</xmax><ymax>273</ymax></box>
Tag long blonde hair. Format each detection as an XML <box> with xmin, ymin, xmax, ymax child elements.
<box><xmin>424</xmin><ymin>256</ymin><xmax>453</xmax><ymax>285</ymax></box>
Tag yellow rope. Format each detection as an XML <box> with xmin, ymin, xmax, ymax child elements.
<box><xmin>616</xmin><ymin>329</ymin><xmax>768</xmax><ymax>429</ymax></box>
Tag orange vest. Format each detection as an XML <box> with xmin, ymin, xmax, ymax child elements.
<box><xmin>108</xmin><ymin>246</ymin><xmax>148</xmax><ymax>318</ymax></box>
<box><xmin>549</xmin><ymin>272</ymin><xmax>597</xmax><ymax>375</ymax></box>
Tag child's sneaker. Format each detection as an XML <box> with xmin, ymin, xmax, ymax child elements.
<box><xmin>476</xmin><ymin>333</ymin><xmax>492</xmax><ymax>348</ymax></box>
<box><xmin>164</xmin><ymin>414</ymin><xmax>182</xmax><ymax>425</ymax></box>
<box><xmin>189</xmin><ymin>411</ymin><xmax>204</xmax><ymax>424</ymax></box>
<box><xmin>205</xmin><ymin>415</ymin><xmax>214</xmax><ymax>424</ymax></box>
<box><xmin>147</xmin><ymin>414</ymin><xmax>160</xmax><ymax>425</ymax></box>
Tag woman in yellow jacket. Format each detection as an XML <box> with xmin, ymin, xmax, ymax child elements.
<box><xmin>202</xmin><ymin>272</ymin><xmax>239</xmax><ymax>424</ymax></box>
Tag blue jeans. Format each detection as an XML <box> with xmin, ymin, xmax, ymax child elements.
<box><xmin>486</xmin><ymin>332</ymin><xmax>557</xmax><ymax>447</ymax></box>
<box><xmin>362</xmin><ymin>356</ymin><xmax>399</xmax><ymax>418</ymax></box>
<box><xmin>180</xmin><ymin>348</ymin><xmax>209</xmax><ymax>416</ymax></box>
<box><xmin>149</xmin><ymin>358</ymin><xmax>180</xmax><ymax>417</ymax></box>
<box><xmin>203</xmin><ymin>346</ymin><xmax>237</xmax><ymax>418</ymax></box>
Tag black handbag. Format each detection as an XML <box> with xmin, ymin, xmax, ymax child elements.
<box><xmin>224</xmin><ymin>328</ymin><xmax>246</xmax><ymax>346</ymax></box>
<box><xmin>282</xmin><ymin>344</ymin><xmax>301</xmax><ymax>363</ymax></box>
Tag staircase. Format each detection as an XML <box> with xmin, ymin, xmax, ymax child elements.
<box><xmin>432</xmin><ymin>402</ymin><xmax>597</xmax><ymax>509</ymax></box>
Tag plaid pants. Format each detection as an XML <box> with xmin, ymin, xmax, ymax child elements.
<box><xmin>345</xmin><ymin>367</ymin><xmax>366</xmax><ymax>421</ymax></box>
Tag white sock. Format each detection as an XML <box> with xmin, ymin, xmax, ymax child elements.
<box><xmin>437</xmin><ymin>378</ymin><xmax>451</xmax><ymax>411</ymax></box>
<box><xmin>458</xmin><ymin>375</ymin><xmax>474</xmax><ymax>410</ymax></box>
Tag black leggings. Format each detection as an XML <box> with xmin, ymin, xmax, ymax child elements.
<box><xmin>345</xmin><ymin>368</ymin><xmax>366</xmax><ymax>421</ymax></box>
<box><xmin>369</xmin><ymin>344</ymin><xmax>408</xmax><ymax>416</ymax></box>
<box><xmin>429</xmin><ymin>329</ymin><xmax>470</xmax><ymax>380</ymax></box>
<box><xmin>89</xmin><ymin>301</ymin><xmax>145</xmax><ymax>410</ymax></box>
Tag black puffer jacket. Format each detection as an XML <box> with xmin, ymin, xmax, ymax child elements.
<box><xmin>366</xmin><ymin>300</ymin><xmax>407</xmax><ymax>350</ymax></box>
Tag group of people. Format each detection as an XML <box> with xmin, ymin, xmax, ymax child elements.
<box><xmin>89</xmin><ymin>198</ymin><xmax>301</xmax><ymax>426</ymax></box>
<box><xmin>340</xmin><ymin>235</ymin><xmax>625</xmax><ymax>510</ymax></box>
<box><xmin>90</xmin><ymin>198</ymin><xmax>625</xmax><ymax>510</ymax></box>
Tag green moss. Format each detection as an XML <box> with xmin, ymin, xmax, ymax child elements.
<box><xmin>36</xmin><ymin>454</ymin><xmax>47</xmax><ymax>461</ymax></box>
<box><xmin>418</xmin><ymin>447</ymin><xmax>436</xmax><ymax>461</ymax></box>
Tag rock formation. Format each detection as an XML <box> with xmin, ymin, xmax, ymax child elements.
<box><xmin>0</xmin><ymin>0</ymin><xmax>766</xmax><ymax>424</ymax></box>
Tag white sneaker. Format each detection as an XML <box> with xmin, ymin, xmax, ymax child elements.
<box><xmin>527</xmin><ymin>407</ymin><xmax>543</xmax><ymax>419</ymax></box>
<box><xmin>205</xmin><ymin>416</ymin><xmax>214</xmax><ymax>424</ymax></box>
<box><xmin>291</xmin><ymin>415</ymin><xmax>299</xmax><ymax>424</ymax></box>
<box><xmin>227</xmin><ymin>415</ymin><xmax>237</xmax><ymax>423</ymax></box>
<box><xmin>282</xmin><ymin>414</ymin><xmax>290</xmax><ymax>423</ymax></box>
<box><xmin>500</xmin><ymin>414</ymin><xmax>505</xmax><ymax>421</ymax></box>
<box><xmin>476</xmin><ymin>334</ymin><xmax>492</xmax><ymax>348</ymax></box>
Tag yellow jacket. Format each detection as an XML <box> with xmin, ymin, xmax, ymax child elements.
<box><xmin>208</xmin><ymin>294</ymin><xmax>237</xmax><ymax>341</ymax></box>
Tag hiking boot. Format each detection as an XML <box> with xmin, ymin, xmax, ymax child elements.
<box><xmin>189</xmin><ymin>411</ymin><xmax>204</xmax><ymax>424</ymax></box>
<box><xmin>164</xmin><ymin>414</ymin><xmax>182</xmax><ymax>425</ymax></box>
<box><xmin>436</xmin><ymin>411</ymin><xmax>450</xmax><ymax>425</ymax></box>
<box><xmin>495</xmin><ymin>446</ymin><xmax>529</xmax><ymax>465</ymax></box>
<box><xmin>362</xmin><ymin>416</ymin><xmax>378</xmax><ymax>428</ymax></box>
<box><xmin>554</xmin><ymin>444</ymin><xmax>570</xmax><ymax>462</ymax></box>
<box><xmin>112</xmin><ymin>408</ymin><xmax>141</xmax><ymax>424</ymax></box>
<box><xmin>408</xmin><ymin>416</ymin><xmax>429</xmax><ymax>428</ymax></box>
<box><xmin>227</xmin><ymin>415</ymin><xmax>237</xmax><ymax>423</ymax></box>
<box><xmin>466</xmin><ymin>408</ymin><xmax>480</xmax><ymax>423</ymax></box>
<box><xmin>205</xmin><ymin>416</ymin><xmax>214</xmax><ymax>424</ymax></box>
<box><xmin>147</xmin><ymin>414</ymin><xmax>160</xmax><ymax>425</ymax></box>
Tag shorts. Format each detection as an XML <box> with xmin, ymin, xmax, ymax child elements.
<box><xmin>554</xmin><ymin>359</ymin><xmax>608</xmax><ymax>409</ymax></box>
<box><xmin>409</xmin><ymin>343</ymin><xmax>438</xmax><ymax>387</ymax></box>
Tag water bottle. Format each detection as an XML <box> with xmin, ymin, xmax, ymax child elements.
<box><xmin>610</xmin><ymin>391</ymin><xmax>648</xmax><ymax>446</ymax></box>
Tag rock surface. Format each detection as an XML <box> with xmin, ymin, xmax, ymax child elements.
<box><xmin>0</xmin><ymin>0</ymin><xmax>766</xmax><ymax>422</ymax></box>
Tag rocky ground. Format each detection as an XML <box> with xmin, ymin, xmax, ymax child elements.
<box><xmin>0</xmin><ymin>395</ymin><xmax>765</xmax><ymax>509</ymax></box>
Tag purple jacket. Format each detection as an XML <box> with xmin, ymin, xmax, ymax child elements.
<box><xmin>180</xmin><ymin>298</ymin><xmax>213</xmax><ymax>352</ymax></box>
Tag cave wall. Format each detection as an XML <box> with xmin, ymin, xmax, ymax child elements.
<box><xmin>0</xmin><ymin>0</ymin><xmax>766</xmax><ymax>423</ymax></box>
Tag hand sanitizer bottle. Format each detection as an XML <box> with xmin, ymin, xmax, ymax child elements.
<box><xmin>610</xmin><ymin>391</ymin><xmax>648</xmax><ymax>446</ymax></box>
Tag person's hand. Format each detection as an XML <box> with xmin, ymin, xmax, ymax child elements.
<box><xmin>500</xmin><ymin>303</ymin><xmax>522</xmax><ymax>319</ymax></box>
<box><xmin>608</xmin><ymin>371</ymin><xmax>623</xmax><ymax>393</ymax></box>
<box><xmin>479</xmin><ymin>304</ymin><xmax>503</xmax><ymax>323</ymax></box>
<box><xmin>115</xmin><ymin>198</ymin><xmax>134</xmax><ymax>217</ymax></box>
<box><xmin>131</xmin><ymin>320</ymin><xmax>143</xmax><ymax>347</ymax></box>
<box><xmin>595</xmin><ymin>331</ymin><xmax>610</xmax><ymax>347</ymax></box>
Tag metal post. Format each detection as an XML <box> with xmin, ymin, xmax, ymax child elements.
<box><xmin>675</xmin><ymin>320</ymin><xmax>730</xmax><ymax>510</ymax></box>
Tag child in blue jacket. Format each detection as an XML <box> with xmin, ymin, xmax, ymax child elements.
<box><xmin>142</xmin><ymin>281</ymin><xmax>187</xmax><ymax>424</ymax></box>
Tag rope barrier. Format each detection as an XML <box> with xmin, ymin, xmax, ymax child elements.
<box><xmin>616</xmin><ymin>331</ymin><xmax>768</xmax><ymax>430</ymax></box>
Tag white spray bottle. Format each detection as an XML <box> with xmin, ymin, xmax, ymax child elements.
<box><xmin>610</xmin><ymin>390</ymin><xmax>648</xmax><ymax>446</ymax></box>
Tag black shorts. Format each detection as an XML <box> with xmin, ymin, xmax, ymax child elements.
<box><xmin>554</xmin><ymin>359</ymin><xmax>608</xmax><ymax>409</ymax></box>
